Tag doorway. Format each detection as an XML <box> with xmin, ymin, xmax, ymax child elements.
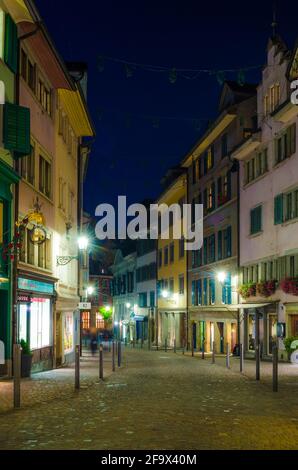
<box><xmin>217</xmin><ymin>322</ymin><xmax>224</xmax><ymax>353</ymax></box>
<box><xmin>192</xmin><ymin>322</ymin><xmax>197</xmax><ymax>349</ymax></box>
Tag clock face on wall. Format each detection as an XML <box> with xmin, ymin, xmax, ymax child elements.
<box><xmin>29</xmin><ymin>226</ymin><xmax>47</xmax><ymax>245</ymax></box>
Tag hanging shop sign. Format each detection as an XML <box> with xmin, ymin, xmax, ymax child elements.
<box><xmin>18</xmin><ymin>277</ymin><xmax>54</xmax><ymax>295</ymax></box>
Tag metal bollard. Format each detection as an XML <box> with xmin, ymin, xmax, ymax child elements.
<box><xmin>191</xmin><ymin>340</ymin><xmax>194</xmax><ymax>357</ymax></box>
<box><xmin>112</xmin><ymin>341</ymin><xmax>116</xmax><ymax>372</ymax></box>
<box><xmin>75</xmin><ymin>344</ymin><xmax>80</xmax><ymax>390</ymax></box>
<box><xmin>256</xmin><ymin>342</ymin><xmax>260</xmax><ymax>381</ymax></box>
<box><xmin>201</xmin><ymin>341</ymin><xmax>205</xmax><ymax>360</ymax></box>
<box><xmin>273</xmin><ymin>343</ymin><xmax>278</xmax><ymax>392</ymax></box>
<box><xmin>240</xmin><ymin>343</ymin><xmax>243</xmax><ymax>373</ymax></box>
<box><xmin>99</xmin><ymin>344</ymin><xmax>104</xmax><ymax>380</ymax></box>
<box><xmin>174</xmin><ymin>338</ymin><xmax>176</xmax><ymax>353</ymax></box>
<box><xmin>226</xmin><ymin>343</ymin><xmax>230</xmax><ymax>369</ymax></box>
<box><xmin>118</xmin><ymin>341</ymin><xmax>121</xmax><ymax>367</ymax></box>
<box><xmin>212</xmin><ymin>341</ymin><xmax>215</xmax><ymax>364</ymax></box>
<box><xmin>164</xmin><ymin>339</ymin><xmax>167</xmax><ymax>352</ymax></box>
<box><xmin>13</xmin><ymin>344</ymin><xmax>22</xmax><ymax>409</ymax></box>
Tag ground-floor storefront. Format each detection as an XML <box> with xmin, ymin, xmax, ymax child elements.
<box><xmin>17</xmin><ymin>274</ymin><xmax>56</xmax><ymax>373</ymax></box>
<box><xmin>157</xmin><ymin>310</ymin><xmax>187</xmax><ymax>348</ymax></box>
<box><xmin>189</xmin><ymin>309</ymin><xmax>238</xmax><ymax>354</ymax></box>
<box><xmin>55</xmin><ymin>297</ymin><xmax>80</xmax><ymax>367</ymax></box>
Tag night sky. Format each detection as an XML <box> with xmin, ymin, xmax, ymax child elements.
<box><xmin>35</xmin><ymin>0</ymin><xmax>297</xmax><ymax>215</ymax></box>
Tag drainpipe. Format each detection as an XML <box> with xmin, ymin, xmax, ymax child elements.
<box><xmin>236</xmin><ymin>159</ymin><xmax>241</xmax><ymax>351</ymax></box>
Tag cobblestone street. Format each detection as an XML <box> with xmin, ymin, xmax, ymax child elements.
<box><xmin>0</xmin><ymin>348</ymin><xmax>298</xmax><ymax>450</ymax></box>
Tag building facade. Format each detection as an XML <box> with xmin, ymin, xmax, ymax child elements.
<box><xmin>136</xmin><ymin>238</ymin><xmax>157</xmax><ymax>344</ymax></box>
<box><xmin>111</xmin><ymin>249</ymin><xmax>138</xmax><ymax>342</ymax></box>
<box><xmin>157</xmin><ymin>168</ymin><xmax>187</xmax><ymax>349</ymax></box>
<box><xmin>182</xmin><ymin>81</ymin><xmax>257</xmax><ymax>354</ymax></box>
<box><xmin>14</xmin><ymin>1</ymin><xmax>94</xmax><ymax>371</ymax></box>
<box><xmin>233</xmin><ymin>36</ymin><xmax>298</xmax><ymax>360</ymax></box>
<box><xmin>0</xmin><ymin>1</ymin><xmax>28</xmax><ymax>375</ymax></box>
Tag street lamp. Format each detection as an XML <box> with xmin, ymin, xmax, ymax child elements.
<box><xmin>162</xmin><ymin>290</ymin><xmax>169</xmax><ymax>299</ymax></box>
<box><xmin>78</xmin><ymin>236</ymin><xmax>89</xmax><ymax>251</ymax></box>
<box><xmin>86</xmin><ymin>286</ymin><xmax>94</xmax><ymax>296</ymax></box>
<box><xmin>217</xmin><ymin>271</ymin><xmax>227</xmax><ymax>284</ymax></box>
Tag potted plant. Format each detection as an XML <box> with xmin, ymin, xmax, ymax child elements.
<box><xmin>20</xmin><ymin>339</ymin><xmax>33</xmax><ymax>378</ymax></box>
<box><xmin>283</xmin><ymin>336</ymin><xmax>298</xmax><ymax>361</ymax></box>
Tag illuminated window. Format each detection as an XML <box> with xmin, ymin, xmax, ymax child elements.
<box><xmin>39</xmin><ymin>155</ymin><xmax>52</xmax><ymax>199</ymax></box>
<box><xmin>82</xmin><ymin>311</ymin><xmax>90</xmax><ymax>329</ymax></box>
<box><xmin>30</xmin><ymin>298</ymin><xmax>51</xmax><ymax>350</ymax></box>
<box><xmin>96</xmin><ymin>313</ymin><xmax>104</xmax><ymax>329</ymax></box>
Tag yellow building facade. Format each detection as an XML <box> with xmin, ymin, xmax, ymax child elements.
<box><xmin>157</xmin><ymin>170</ymin><xmax>188</xmax><ymax>349</ymax></box>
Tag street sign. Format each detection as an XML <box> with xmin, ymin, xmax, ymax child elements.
<box><xmin>78</xmin><ymin>302</ymin><xmax>91</xmax><ymax>310</ymax></box>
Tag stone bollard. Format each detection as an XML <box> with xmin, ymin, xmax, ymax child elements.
<box><xmin>272</xmin><ymin>343</ymin><xmax>278</xmax><ymax>392</ymax></box>
<box><xmin>99</xmin><ymin>344</ymin><xmax>103</xmax><ymax>380</ymax></box>
<box><xmin>226</xmin><ymin>343</ymin><xmax>230</xmax><ymax>369</ymax></box>
<box><xmin>112</xmin><ymin>341</ymin><xmax>116</xmax><ymax>372</ymax></box>
<box><xmin>75</xmin><ymin>344</ymin><xmax>80</xmax><ymax>390</ymax></box>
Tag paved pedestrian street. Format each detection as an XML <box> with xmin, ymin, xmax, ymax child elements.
<box><xmin>0</xmin><ymin>348</ymin><xmax>298</xmax><ymax>450</ymax></box>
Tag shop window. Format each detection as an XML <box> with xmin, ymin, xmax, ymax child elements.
<box><xmin>30</xmin><ymin>298</ymin><xmax>51</xmax><ymax>350</ymax></box>
<box><xmin>18</xmin><ymin>304</ymin><xmax>28</xmax><ymax>343</ymax></box>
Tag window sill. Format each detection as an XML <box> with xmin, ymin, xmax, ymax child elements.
<box><xmin>243</xmin><ymin>171</ymin><xmax>268</xmax><ymax>188</ymax></box>
<box><xmin>248</xmin><ymin>230</ymin><xmax>263</xmax><ymax>239</ymax></box>
<box><xmin>282</xmin><ymin>217</ymin><xmax>298</xmax><ymax>227</ymax></box>
<box><xmin>274</xmin><ymin>155</ymin><xmax>293</xmax><ymax>170</ymax></box>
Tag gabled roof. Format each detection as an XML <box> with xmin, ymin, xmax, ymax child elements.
<box><xmin>287</xmin><ymin>37</ymin><xmax>298</xmax><ymax>80</ymax></box>
<box><xmin>218</xmin><ymin>81</ymin><xmax>257</xmax><ymax>112</ymax></box>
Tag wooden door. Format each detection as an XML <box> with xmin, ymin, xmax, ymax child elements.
<box><xmin>291</xmin><ymin>315</ymin><xmax>298</xmax><ymax>336</ymax></box>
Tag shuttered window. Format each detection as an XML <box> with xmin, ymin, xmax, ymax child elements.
<box><xmin>250</xmin><ymin>205</ymin><xmax>262</xmax><ymax>235</ymax></box>
<box><xmin>4</xmin><ymin>14</ymin><xmax>18</xmax><ymax>73</ymax></box>
<box><xmin>3</xmin><ymin>103</ymin><xmax>31</xmax><ymax>157</ymax></box>
<box><xmin>274</xmin><ymin>194</ymin><xmax>283</xmax><ymax>225</ymax></box>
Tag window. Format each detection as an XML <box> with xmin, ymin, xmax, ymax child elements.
<box><xmin>209</xmin><ymin>278</ymin><xmax>215</xmax><ymax>305</ymax></box>
<box><xmin>164</xmin><ymin>246</ymin><xmax>168</xmax><ymax>265</ymax></box>
<box><xmin>169</xmin><ymin>242</ymin><xmax>174</xmax><ymax>263</ymax></box>
<box><xmin>158</xmin><ymin>249</ymin><xmax>162</xmax><ymax>268</ymax></box>
<box><xmin>30</xmin><ymin>298</ymin><xmax>51</xmax><ymax>350</ymax></box>
<box><xmin>96</xmin><ymin>313</ymin><xmax>104</xmax><ymax>329</ymax></box>
<box><xmin>169</xmin><ymin>278</ymin><xmax>174</xmax><ymax>294</ymax></box>
<box><xmin>269</xmin><ymin>83</ymin><xmax>280</xmax><ymax>112</ymax></box>
<box><xmin>3</xmin><ymin>103</ymin><xmax>31</xmax><ymax>156</ymax></box>
<box><xmin>82</xmin><ymin>311</ymin><xmax>90</xmax><ymax>329</ymax></box>
<box><xmin>250</xmin><ymin>205</ymin><xmax>262</xmax><ymax>235</ymax></box>
<box><xmin>179</xmin><ymin>238</ymin><xmax>184</xmax><ymax>258</ymax></box>
<box><xmin>222</xmin><ymin>273</ymin><xmax>232</xmax><ymax>305</ymax></box>
<box><xmin>21</xmin><ymin>49</ymin><xmax>27</xmax><ymax>80</ymax></box>
<box><xmin>38</xmin><ymin>78</ymin><xmax>52</xmax><ymax>116</ymax></box>
<box><xmin>275</xmin><ymin>124</ymin><xmax>296</xmax><ymax>164</ymax></box>
<box><xmin>38</xmin><ymin>237</ymin><xmax>51</xmax><ymax>270</ymax></box>
<box><xmin>245</xmin><ymin>149</ymin><xmax>268</xmax><ymax>184</ymax></box>
<box><xmin>20</xmin><ymin>144</ymin><xmax>35</xmax><ymax>185</ymax></box>
<box><xmin>39</xmin><ymin>156</ymin><xmax>52</xmax><ymax>198</ymax></box>
<box><xmin>4</xmin><ymin>14</ymin><xmax>18</xmax><ymax>73</ymax></box>
<box><xmin>274</xmin><ymin>194</ymin><xmax>284</xmax><ymax>225</ymax></box>
<box><xmin>208</xmin><ymin>234</ymin><xmax>216</xmax><ymax>263</ymax></box>
<box><xmin>223</xmin><ymin>226</ymin><xmax>232</xmax><ymax>258</ymax></box>
<box><xmin>150</xmin><ymin>291</ymin><xmax>155</xmax><ymax>307</ymax></box>
<box><xmin>28</xmin><ymin>60</ymin><xmax>36</xmax><ymax>92</ymax></box>
<box><xmin>221</xmin><ymin>134</ymin><xmax>228</xmax><ymax>158</ymax></box>
<box><xmin>275</xmin><ymin>189</ymin><xmax>298</xmax><ymax>224</ymax></box>
<box><xmin>138</xmin><ymin>292</ymin><xmax>147</xmax><ymax>308</ymax></box>
<box><xmin>179</xmin><ymin>275</ymin><xmax>184</xmax><ymax>294</ymax></box>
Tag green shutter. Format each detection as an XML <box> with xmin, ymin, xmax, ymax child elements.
<box><xmin>274</xmin><ymin>194</ymin><xmax>284</xmax><ymax>225</ymax></box>
<box><xmin>251</xmin><ymin>206</ymin><xmax>262</xmax><ymax>234</ymax></box>
<box><xmin>4</xmin><ymin>14</ymin><xmax>18</xmax><ymax>73</ymax></box>
<box><xmin>3</xmin><ymin>103</ymin><xmax>31</xmax><ymax>157</ymax></box>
